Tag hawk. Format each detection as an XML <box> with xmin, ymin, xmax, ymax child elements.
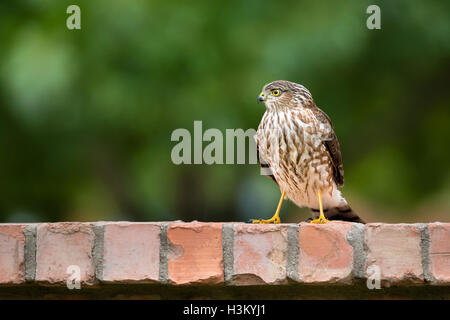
<box><xmin>251</xmin><ymin>80</ymin><xmax>365</xmax><ymax>224</ymax></box>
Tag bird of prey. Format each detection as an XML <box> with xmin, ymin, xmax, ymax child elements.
<box><xmin>251</xmin><ymin>80</ymin><xmax>365</xmax><ymax>224</ymax></box>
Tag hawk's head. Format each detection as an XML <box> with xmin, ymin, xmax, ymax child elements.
<box><xmin>257</xmin><ymin>80</ymin><xmax>314</xmax><ymax>110</ymax></box>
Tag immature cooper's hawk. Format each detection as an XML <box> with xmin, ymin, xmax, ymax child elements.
<box><xmin>251</xmin><ymin>80</ymin><xmax>365</xmax><ymax>224</ymax></box>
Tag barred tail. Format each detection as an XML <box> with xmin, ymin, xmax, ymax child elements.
<box><xmin>309</xmin><ymin>205</ymin><xmax>365</xmax><ymax>224</ymax></box>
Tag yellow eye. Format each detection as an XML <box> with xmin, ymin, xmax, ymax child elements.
<box><xmin>272</xmin><ymin>89</ymin><xmax>281</xmax><ymax>96</ymax></box>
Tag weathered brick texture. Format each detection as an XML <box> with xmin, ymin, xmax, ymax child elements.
<box><xmin>428</xmin><ymin>223</ymin><xmax>450</xmax><ymax>284</ymax></box>
<box><xmin>365</xmin><ymin>223</ymin><xmax>424</xmax><ymax>285</ymax></box>
<box><xmin>232</xmin><ymin>224</ymin><xmax>287</xmax><ymax>285</ymax></box>
<box><xmin>167</xmin><ymin>222</ymin><xmax>224</xmax><ymax>285</ymax></box>
<box><xmin>102</xmin><ymin>222</ymin><xmax>160</xmax><ymax>283</ymax></box>
<box><xmin>0</xmin><ymin>224</ymin><xmax>26</xmax><ymax>284</ymax></box>
<box><xmin>298</xmin><ymin>222</ymin><xmax>354</xmax><ymax>283</ymax></box>
<box><xmin>35</xmin><ymin>223</ymin><xmax>96</xmax><ymax>285</ymax></box>
<box><xmin>0</xmin><ymin>221</ymin><xmax>449</xmax><ymax>290</ymax></box>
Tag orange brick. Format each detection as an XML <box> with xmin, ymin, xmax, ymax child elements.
<box><xmin>298</xmin><ymin>221</ymin><xmax>354</xmax><ymax>283</ymax></box>
<box><xmin>103</xmin><ymin>222</ymin><xmax>160</xmax><ymax>282</ymax></box>
<box><xmin>233</xmin><ymin>224</ymin><xmax>287</xmax><ymax>285</ymax></box>
<box><xmin>0</xmin><ymin>224</ymin><xmax>26</xmax><ymax>284</ymax></box>
<box><xmin>365</xmin><ymin>223</ymin><xmax>423</xmax><ymax>285</ymax></box>
<box><xmin>167</xmin><ymin>222</ymin><xmax>223</xmax><ymax>285</ymax></box>
<box><xmin>36</xmin><ymin>223</ymin><xmax>95</xmax><ymax>285</ymax></box>
<box><xmin>429</xmin><ymin>223</ymin><xmax>450</xmax><ymax>284</ymax></box>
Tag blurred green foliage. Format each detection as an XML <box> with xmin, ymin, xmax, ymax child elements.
<box><xmin>0</xmin><ymin>0</ymin><xmax>449</xmax><ymax>223</ymax></box>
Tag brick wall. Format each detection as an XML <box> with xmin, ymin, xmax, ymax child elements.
<box><xmin>0</xmin><ymin>221</ymin><xmax>449</xmax><ymax>299</ymax></box>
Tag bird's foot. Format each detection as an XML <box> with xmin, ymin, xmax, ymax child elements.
<box><xmin>310</xmin><ymin>191</ymin><xmax>328</xmax><ymax>224</ymax></box>
<box><xmin>249</xmin><ymin>191</ymin><xmax>284</xmax><ymax>224</ymax></box>
<box><xmin>249</xmin><ymin>215</ymin><xmax>281</xmax><ymax>224</ymax></box>
<box><xmin>309</xmin><ymin>216</ymin><xmax>329</xmax><ymax>224</ymax></box>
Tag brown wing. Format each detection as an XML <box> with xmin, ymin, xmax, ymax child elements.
<box><xmin>256</xmin><ymin>143</ymin><xmax>278</xmax><ymax>186</ymax></box>
<box><xmin>311</xmin><ymin>106</ymin><xmax>344</xmax><ymax>187</ymax></box>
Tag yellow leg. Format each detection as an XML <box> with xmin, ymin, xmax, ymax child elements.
<box><xmin>251</xmin><ymin>191</ymin><xmax>285</xmax><ymax>224</ymax></box>
<box><xmin>310</xmin><ymin>191</ymin><xmax>329</xmax><ymax>224</ymax></box>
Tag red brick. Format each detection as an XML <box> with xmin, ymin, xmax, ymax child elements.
<box><xmin>428</xmin><ymin>223</ymin><xmax>450</xmax><ymax>284</ymax></box>
<box><xmin>365</xmin><ymin>223</ymin><xmax>423</xmax><ymax>285</ymax></box>
<box><xmin>167</xmin><ymin>222</ymin><xmax>223</xmax><ymax>285</ymax></box>
<box><xmin>233</xmin><ymin>224</ymin><xmax>287</xmax><ymax>285</ymax></box>
<box><xmin>0</xmin><ymin>224</ymin><xmax>26</xmax><ymax>284</ymax></box>
<box><xmin>298</xmin><ymin>221</ymin><xmax>354</xmax><ymax>283</ymax></box>
<box><xmin>36</xmin><ymin>223</ymin><xmax>95</xmax><ymax>285</ymax></box>
<box><xmin>103</xmin><ymin>222</ymin><xmax>160</xmax><ymax>282</ymax></box>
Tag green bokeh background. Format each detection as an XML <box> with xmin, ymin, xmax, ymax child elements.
<box><xmin>1</xmin><ymin>0</ymin><xmax>449</xmax><ymax>223</ymax></box>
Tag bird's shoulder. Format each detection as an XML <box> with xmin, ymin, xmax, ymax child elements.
<box><xmin>309</xmin><ymin>105</ymin><xmax>334</xmax><ymax>132</ymax></box>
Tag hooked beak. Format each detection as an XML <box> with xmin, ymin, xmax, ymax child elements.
<box><xmin>257</xmin><ymin>92</ymin><xmax>265</xmax><ymax>103</ymax></box>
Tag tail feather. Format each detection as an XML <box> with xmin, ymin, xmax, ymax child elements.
<box><xmin>309</xmin><ymin>205</ymin><xmax>365</xmax><ymax>224</ymax></box>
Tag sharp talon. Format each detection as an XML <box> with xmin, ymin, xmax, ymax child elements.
<box><xmin>310</xmin><ymin>216</ymin><xmax>329</xmax><ymax>224</ymax></box>
<box><xmin>248</xmin><ymin>217</ymin><xmax>280</xmax><ymax>224</ymax></box>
